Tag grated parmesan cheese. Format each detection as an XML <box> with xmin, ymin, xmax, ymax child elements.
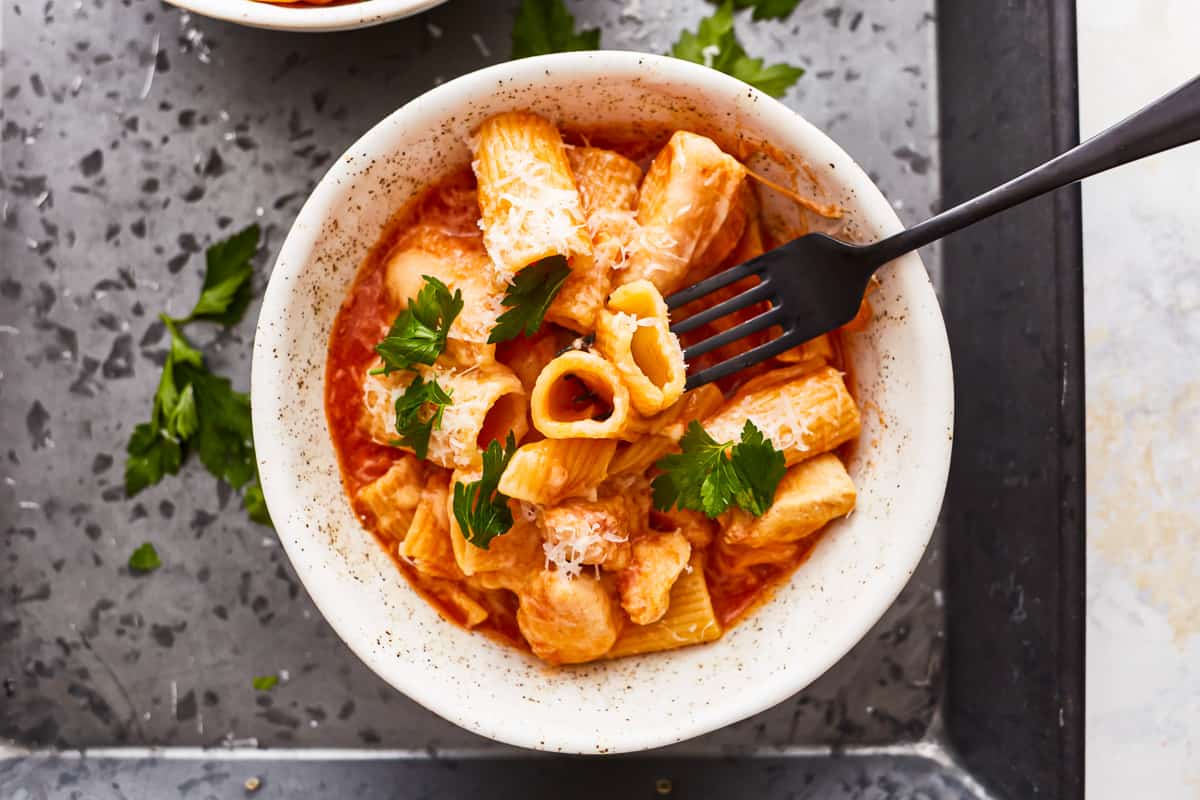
<box><xmin>471</xmin><ymin>146</ymin><xmax>587</xmax><ymax>280</ymax></box>
<box><xmin>541</xmin><ymin>511</ymin><xmax>628</xmax><ymax>579</ymax></box>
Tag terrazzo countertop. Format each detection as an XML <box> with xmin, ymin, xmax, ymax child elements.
<box><xmin>0</xmin><ymin>0</ymin><xmax>943</xmax><ymax>757</ymax></box>
<box><xmin>1079</xmin><ymin>0</ymin><xmax>1200</xmax><ymax>795</ymax></box>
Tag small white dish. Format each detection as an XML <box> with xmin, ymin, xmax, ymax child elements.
<box><xmin>252</xmin><ymin>51</ymin><xmax>954</xmax><ymax>754</ymax></box>
<box><xmin>166</xmin><ymin>0</ymin><xmax>444</xmax><ymax>33</ymax></box>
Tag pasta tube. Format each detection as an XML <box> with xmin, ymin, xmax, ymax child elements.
<box><xmin>546</xmin><ymin>147</ymin><xmax>643</xmax><ymax>332</ymax></box>
<box><xmin>447</xmin><ymin>478</ymin><xmax>543</xmax><ymax>577</ymax></box>
<box><xmin>498</xmin><ymin>438</ymin><xmax>616</xmax><ymax>505</ymax></box>
<box><xmin>530</xmin><ymin>350</ymin><xmax>634</xmax><ymax>439</ymax></box>
<box><xmin>353</xmin><ymin>457</ymin><xmax>423</xmax><ymax>543</ymax></box>
<box><xmin>471</xmin><ymin>111</ymin><xmax>591</xmax><ymax>277</ymax></box>
<box><xmin>702</xmin><ymin>365</ymin><xmax>861</xmax><ymax>466</ymax></box>
<box><xmin>622</xmin><ymin>131</ymin><xmax>747</xmax><ymax>295</ymax></box>
<box><xmin>594</xmin><ymin>280</ymin><xmax>686</xmax><ymax>416</ymax></box>
<box><xmin>361</xmin><ymin>360</ymin><xmax>528</xmax><ymax>471</ymax></box>
<box><xmin>398</xmin><ymin>469</ymin><xmax>463</xmax><ymax>580</ymax></box>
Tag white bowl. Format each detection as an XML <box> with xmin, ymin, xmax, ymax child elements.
<box><xmin>252</xmin><ymin>51</ymin><xmax>954</xmax><ymax>754</ymax></box>
<box><xmin>166</xmin><ymin>0</ymin><xmax>444</xmax><ymax>33</ymax></box>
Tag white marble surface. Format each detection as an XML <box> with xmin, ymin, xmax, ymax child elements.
<box><xmin>1079</xmin><ymin>0</ymin><xmax>1200</xmax><ymax>796</ymax></box>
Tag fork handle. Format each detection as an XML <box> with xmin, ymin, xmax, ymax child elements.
<box><xmin>862</xmin><ymin>72</ymin><xmax>1200</xmax><ymax>266</ymax></box>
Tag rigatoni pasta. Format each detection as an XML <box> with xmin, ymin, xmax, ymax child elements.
<box><xmin>594</xmin><ymin>280</ymin><xmax>686</xmax><ymax>416</ymax></box>
<box><xmin>471</xmin><ymin>111</ymin><xmax>591</xmax><ymax>278</ymax></box>
<box><xmin>546</xmin><ymin>147</ymin><xmax>643</xmax><ymax>332</ymax></box>
<box><xmin>529</xmin><ymin>350</ymin><xmax>634</xmax><ymax>439</ymax></box>
<box><xmin>326</xmin><ymin>112</ymin><xmax>865</xmax><ymax>666</ymax></box>
<box><xmin>621</xmin><ymin>131</ymin><xmax>747</xmax><ymax>295</ymax></box>
<box><xmin>498</xmin><ymin>438</ymin><xmax>616</xmax><ymax>505</ymax></box>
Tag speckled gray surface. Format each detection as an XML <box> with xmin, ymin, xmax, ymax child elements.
<box><xmin>0</xmin><ymin>0</ymin><xmax>940</xmax><ymax>759</ymax></box>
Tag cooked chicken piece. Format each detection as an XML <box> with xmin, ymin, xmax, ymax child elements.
<box><xmin>516</xmin><ymin>570</ymin><xmax>622</xmax><ymax>664</ymax></box>
<box><xmin>539</xmin><ymin>495</ymin><xmax>634</xmax><ymax>572</ymax></box>
<box><xmin>721</xmin><ymin>453</ymin><xmax>856</xmax><ymax>548</ymax></box>
<box><xmin>617</xmin><ymin>531</ymin><xmax>692</xmax><ymax>625</ymax></box>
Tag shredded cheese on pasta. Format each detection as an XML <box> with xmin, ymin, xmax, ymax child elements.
<box><xmin>472</xmin><ymin>150</ymin><xmax>587</xmax><ymax>280</ymax></box>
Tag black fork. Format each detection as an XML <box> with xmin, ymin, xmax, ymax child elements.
<box><xmin>667</xmin><ymin>73</ymin><xmax>1200</xmax><ymax>389</ymax></box>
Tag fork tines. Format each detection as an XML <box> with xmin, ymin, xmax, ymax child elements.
<box><xmin>665</xmin><ymin>262</ymin><xmax>798</xmax><ymax>389</ymax></box>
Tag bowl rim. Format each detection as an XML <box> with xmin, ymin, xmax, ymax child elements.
<box><xmin>164</xmin><ymin>0</ymin><xmax>444</xmax><ymax>33</ymax></box>
<box><xmin>252</xmin><ymin>50</ymin><xmax>954</xmax><ymax>753</ymax></box>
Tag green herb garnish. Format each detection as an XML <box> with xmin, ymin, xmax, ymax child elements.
<box><xmin>488</xmin><ymin>255</ymin><xmax>571</xmax><ymax>343</ymax></box>
<box><xmin>124</xmin><ymin>228</ymin><xmax>269</xmax><ymax>528</ymax></box>
<box><xmin>671</xmin><ymin>1</ymin><xmax>806</xmax><ymax>98</ymax></box>
<box><xmin>373</xmin><ymin>275</ymin><xmax>463</xmax><ymax>375</ymax></box>
<box><xmin>391</xmin><ymin>375</ymin><xmax>453</xmax><ymax>460</ymax></box>
<box><xmin>183</xmin><ymin>224</ymin><xmax>259</xmax><ymax>325</ymax></box>
<box><xmin>511</xmin><ymin>0</ymin><xmax>600</xmax><ymax>59</ymax></box>
<box><xmin>652</xmin><ymin>420</ymin><xmax>786</xmax><ymax>517</ymax></box>
<box><xmin>252</xmin><ymin>675</ymin><xmax>279</xmax><ymax>691</ymax></box>
<box><xmin>452</xmin><ymin>434</ymin><xmax>519</xmax><ymax>549</ymax></box>
<box><xmin>128</xmin><ymin>542</ymin><xmax>163</xmax><ymax>573</ymax></box>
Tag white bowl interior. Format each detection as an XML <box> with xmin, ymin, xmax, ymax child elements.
<box><xmin>252</xmin><ymin>52</ymin><xmax>953</xmax><ymax>754</ymax></box>
<box><xmin>166</xmin><ymin>0</ymin><xmax>444</xmax><ymax>33</ymax></box>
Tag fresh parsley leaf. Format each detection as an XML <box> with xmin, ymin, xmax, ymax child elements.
<box><xmin>374</xmin><ymin>276</ymin><xmax>464</xmax><ymax>374</ymax></box>
<box><xmin>671</xmin><ymin>0</ymin><xmax>806</xmax><ymax>98</ymax></box>
<box><xmin>728</xmin><ymin>420</ymin><xmax>787</xmax><ymax>515</ymax></box>
<box><xmin>391</xmin><ymin>375</ymin><xmax>453</xmax><ymax>460</ymax></box>
<box><xmin>652</xmin><ymin>420</ymin><xmax>786</xmax><ymax>517</ymax></box>
<box><xmin>511</xmin><ymin>0</ymin><xmax>601</xmax><ymax>59</ymax></box>
<box><xmin>652</xmin><ymin>422</ymin><xmax>732</xmax><ymax>513</ymax></box>
<box><xmin>252</xmin><ymin>674</ymin><xmax>278</xmax><ymax>691</ymax></box>
<box><xmin>128</xmin><ymin>542</ymin><xmax>162</xmax><ymax>573</ymax></box>
<box><xmin>710</xmin><ymin>0</ymin><xmax>802</xmax><ymax>21</ymax></box>
<box><xmin>452</xmin><ymin>433</ymin><xmax>519</xmax><ymax>550</ymax></box>
<box><xmin>124</xmin><ymin>231</ymin><xmax>271</xmax><ymax>531</ymax></box>
<box><xmin>125</xmin><ymin>317</ymin><xmax>201</xmax><ymax>496</ymax></box>
<box><xmin>125</xmin><ymin>422</ymin><xmax>183</xmax><ymax>496</ymax></box>
<box><xmin>185</xmin><ymin>224</ymin><xmax>260</xmax><ymax>325</ymax></box>
<box><xmin>488</xmin><ymin>255</ymin><xmax>571</xmax><ymax>343</ymax></box>
<box><xmin>176</xmin><ymin>363</ymin><xmax>257</xmax><ymax>491</ymax></box>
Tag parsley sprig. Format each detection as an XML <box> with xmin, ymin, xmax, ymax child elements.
<box><xmin>652</xmin><ymin>420</ymin><xmax>786</xmax><ymax>518</ymax></box>
<box><xmin>373</xmin><ymin>276</ymin><xmax>463</xmax><ymax>375</ymax></box>
<box><xmin>125</xmin><ymin>225</ymin><xmax>270</xmax><ymax>528</ymax></box>
<box><xmin>488</xmin><ymin>255</ymin><xmax>571</xmax><ymax>343</ymax></box>
<box><xmin>672</xmin><ymin>1</ymin><xmax>806</xmax><ymax>98</ymax></box>
<box><xmin>452</xmin><ymin>434</ymin><xmax>519</xmax><ymax>549</ymax></box>
<box><xmin>128</xmin><ymin>543</ymin><xmax>162</xmax><ymax>573</ymax></box>
<box><xmin>391</xmin><ymin>375</ymin><xmax>453</xmax><ymax>460</ymax></box>
<box><xmin>511</xmin><ymin>0</ymin><xmax>600</xmax><ymax>59</ymax></box>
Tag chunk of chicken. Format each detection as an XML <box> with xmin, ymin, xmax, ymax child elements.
<box><xmin>539</xmin><ymin>495</ymin><xmax>634</xmax><ymax>572</ymax></box>
<box><xmin>516</xmin><ymin>570</ymin><xmax>622</xmax><ymax>665</ymax></box>
<box><xmin>720</xmin><ymin>453</ymin><xmax>856</xmax><ymax>548</ymax></box>
<box><xmin>617</xmin><ymin>531</ymin><xmax>692</xmax><ymax>625</ymax></box>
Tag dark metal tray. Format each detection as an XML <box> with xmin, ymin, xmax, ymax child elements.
<box><xmin>0</xmin><ymin>0</ymin><xmax>1083</xmax><ymax>796</ymax></box>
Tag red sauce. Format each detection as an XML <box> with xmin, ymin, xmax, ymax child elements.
<box><xmin>324</xmin><ymin>133</ymin><xmax>855</xmax><ymax>656</ymax></box>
